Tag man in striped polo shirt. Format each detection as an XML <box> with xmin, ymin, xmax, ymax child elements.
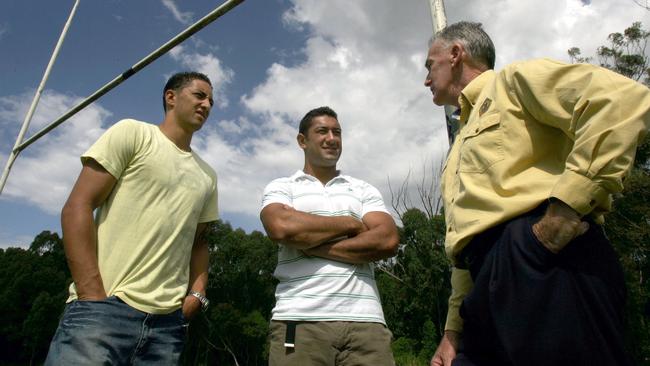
<box><xmin>260</xmin><ymin>106</ymin><xmax>400</xmax><ymax>365</ymax></box>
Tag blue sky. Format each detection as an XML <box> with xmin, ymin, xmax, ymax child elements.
<box><xmin>1</xmin><ymin>0</ymin><xmax>647</xmax><ymax>248</ymax></box>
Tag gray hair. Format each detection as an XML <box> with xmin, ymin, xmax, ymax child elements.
<box><xmin>430</xmin><ymin>21</ymin><xmax>495</xmax><ymax>70</ymax></box>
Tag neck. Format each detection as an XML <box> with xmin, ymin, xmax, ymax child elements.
<box><xmin>303</xmin><ymin>163</ymin><xmax>338</xmax><ymax>185</ymax></box>
<box><xmin>450</xmin><ymin>63</ymin><xmax>488</xmax><ymax>107</ymax></box>
<box><xmin>461</xmin><ymin>68</ymin><xmax>485</xmax><ymax>87</ymax></box>
<box><xmin>159</xmin><ymin>117</ymin><xmax>193</xmax><ymax>152</ymax></box>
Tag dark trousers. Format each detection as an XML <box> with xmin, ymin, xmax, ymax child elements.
<box><xmin>453</xmin><ymin>207</ymin><xmax>631</xmax><ymax>366</ymax></box>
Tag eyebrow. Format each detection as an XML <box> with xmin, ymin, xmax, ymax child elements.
<box><xmin>193</xmin><ymin>90</ymin><xmax>214</xmax><ymax>106</ymax></box>
<box><xmin>315</xmin><ymin>126</ymin><xmax>341</xmax><ymax>131</ymax></box>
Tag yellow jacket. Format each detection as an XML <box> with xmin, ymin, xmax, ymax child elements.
<box><xmin>442</xmin><ymin>58</ymin><xmax>650</xmax><ymax>331</ymax></box>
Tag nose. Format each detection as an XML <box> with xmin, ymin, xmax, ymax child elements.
<box><xmin>424</xmin><ymin>74</ymin><xmax>432</xmax><ymax>87</ymax></box>
<box><xmin>324</xmin><ymin>131</ymin><xmax>339</xmax><ymax>143</ymax></box>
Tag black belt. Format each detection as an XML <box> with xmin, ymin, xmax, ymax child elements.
<box><xmin>284</xmin><ymin>321</ymin><xmax>298</xmax><ymax>348</ymax></box>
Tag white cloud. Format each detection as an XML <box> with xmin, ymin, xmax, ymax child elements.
<box><xmin>161</xmin><ymin>0</ymin><xmax>193</xmax><ymax>25</ymax></box>
<box><xmin>169</xmin><ymin>45</ymin><xmax>234</xmax><ymax>108</ymax></box>
<box><xmin>203</xmin><ymin>0</ymin><xmax>649</xmax><ymax>225</ymax></box>
<box><xmin>2</xmin><ymin>0</ymin><xmax>647</xmax><ymax>234</ymax></box>
<box><xmin>0</xmin><ymin>91</ymin><xmax>112</xmax><ymax>214</ymax></box>
<box><xmin>230</xmin><ymin>1</ymin><xmax>452</xmax><ymax>220</ymax></box>
<box><xmin>448</xmin><ymin>0</ymin><xmax>650</xmax><ymax>68</ymax></box>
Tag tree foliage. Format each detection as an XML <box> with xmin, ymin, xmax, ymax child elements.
<box><xmin>378</xmin><ymin>208</ymin><xmax>450</xmax><ymax>365</ymax></box>
<box><xmin>0</xmin><ymin>231</ymin><xmax>69</xmax><ymax>365</ymax></box>
<box><xmin>180</xmin><ymin>221</ymin><xmax>277</xmax><ymax>366</ymax></box>
<box><xmin>1</xmin><ymin>213</ymin><xmax>451</xmax><ymax>366</ymax></box>
<box><xmin>569</xmin><ymin>22</ymin><xmax>650</xmax><ymax>84</ymax></box>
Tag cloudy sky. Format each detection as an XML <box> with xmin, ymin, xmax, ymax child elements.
<box><xmin>1</xmin><ymin>0</ymin><xmax>647</xmax><ymax>248</ymax></box>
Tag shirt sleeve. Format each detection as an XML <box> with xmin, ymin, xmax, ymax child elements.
<box><xmin>81</xmin><ymin>119</ymin><xmax>139</xmax><ymax>179</ymax></box>
<box><xmin>445</xmin><ymin>267</ymin><xmax>473</xmax><ymax>332</ymax></box>
<box><xmin>261</xmin><ymin>178</ymin><xmax>293</xmax><ymax>209</ymax></box>
<box><xmin>360</xmin><ymin>182</ymin><xmax>390</xmax><ymax>217</ymax></box>
<box><xmin>504</xmin><ymin>59</ymin><xmax>650</xmax><ymax>215</ymax></box>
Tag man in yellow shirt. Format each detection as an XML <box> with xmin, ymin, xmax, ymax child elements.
<box><xmin>424</xmin><ymin>22</ymin><xmax>649</xmax><ymax>366</ymax></box>
<box><xmin>45</xmin><ymin>72</ymin><xmax>218</xmax><ymax>365</ymax></box>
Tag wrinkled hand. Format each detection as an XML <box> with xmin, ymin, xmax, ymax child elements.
<box><xmin>532</xmin><ymin>199</ymin><xmax>589</xmax><ymax>254</ymax></box>
<box><xmin>431</xmin><ymin>330</ymin><xmax>459</xmax><ymax>366</ymax></box>
<box><xmin>182</xmin><ymin>294</ymin><xmax>202</xmax><ymax>321</ymax></box>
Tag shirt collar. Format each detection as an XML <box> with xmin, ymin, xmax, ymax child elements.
<box><xmin>458</xmin><ymin>70</ymin><xmax>495</xmax><ymax>126</ymax></box>
<box><xmin>290</xmin><ymin>170</ymin><xmax>351</xmax><ymax>185</ymax></box>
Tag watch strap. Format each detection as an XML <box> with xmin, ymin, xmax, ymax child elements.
<box><xmin>189</xmin><ymin>291</ymin><xmax>209</xmax><ymax>311</ymax></box>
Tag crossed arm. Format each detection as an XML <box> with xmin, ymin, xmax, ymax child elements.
<box><xmin>260</xmin><ymin>203</ymin><xmax>399</xmax><ymax>264</ymax></box>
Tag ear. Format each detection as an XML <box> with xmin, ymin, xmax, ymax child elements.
<box><xmin>297</xmin><ymin>133</ymin><xmax>307</xmax><ymax>149</ymax></box>
<box><xmin>449</xmin><ymin>42</ymin><xmax>463</xmax><ymax>67</ymax></box>
<box><xmin>164</xmin><ymin>89</ymin><xmax>176</xmax><ymax>111</ymax></box>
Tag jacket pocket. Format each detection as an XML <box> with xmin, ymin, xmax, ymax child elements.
<box><xmin>458</xmin><ymin>112</ymin><xmax>503</xmax><ymax>173</ymax></box>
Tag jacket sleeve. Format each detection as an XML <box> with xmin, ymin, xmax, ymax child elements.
<box><xmin>505</xmin><ymin>59</ymin><xmax>650</xmax><ymax>215</ymax></box>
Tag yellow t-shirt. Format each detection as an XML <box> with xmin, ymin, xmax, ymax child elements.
<box><xmin>67</xmin><ymin>119</ymin><xmax>219</xmax><ymax>314</ymax></box>
<box><xmin>442</xmin><ymin>59</ymin><xmax>650</xmax><ymax>331</ymax></box>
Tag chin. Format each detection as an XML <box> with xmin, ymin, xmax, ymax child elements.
<box><xmin>322</xmin><ymin>157</ymin><xmax>339</xmax><ymax>165</ymax></box>
<box><xmin>432</xmin><ymin>96</ymin><xmax>446</xmax><ymax>106</ymax></box>
<box><xmin>192</xmin><ymin>120</ymin><xmax>206</xmax><ymax>130</ymax></box>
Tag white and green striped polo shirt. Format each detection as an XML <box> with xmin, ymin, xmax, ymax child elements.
<box><xmin>261</xmin><ymin>170</ymin><xmax>389</xmax><ymax>324</ymax></box>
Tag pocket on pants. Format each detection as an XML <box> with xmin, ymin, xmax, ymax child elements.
<box><xmin>61</xmin><ymin>296</ymin><xmax>122</xmax><ymax>327</ymax></box>
<box><xmin>519</xmin><ymin>215</ymin><xmax>558</xmax><ymax>269</ymax></box>
<box><xmin>526</xmin><ymin>217</ymin><xmax>556</xmax><ymax>254</ymax></box>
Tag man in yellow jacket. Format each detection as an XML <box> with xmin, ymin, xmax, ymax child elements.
<box><xmin>425</xmin><ymin>21</ymin><xmax>649</xmax><ymax>366</ymax></box>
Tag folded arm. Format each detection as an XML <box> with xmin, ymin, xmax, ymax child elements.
<box><xmin>303</xmin><ymin>211</ymin><xmax>399</xmax><ymax>264</ymax></box>
<box><xmin>61</xmin><ymin>159</ymin><xmax>117</xmax><ymax>300</ymax></box>
<box><xmin>260</xmin><ymin>203</ymin><xmax>367</xmax><ymax>250</ymax></box>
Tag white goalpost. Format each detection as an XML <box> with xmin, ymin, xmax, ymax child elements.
<box><xmin>0</xmin><ymin>0</ymin><xmax>246</xmax><ymax>195</ymax></box>
<box><xmin>0</xmin><ymin>0</ymin><xmax>80</xmax><ymax>195</ymax></box>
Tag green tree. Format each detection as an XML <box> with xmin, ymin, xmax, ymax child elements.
<box><xmin>377</xmin><ymin>208</ymin><xmax>450</xmax><ymax>365</ymax></box>
<box><xmin>181</xmin><ymin>220</ymin><xmax>278</xmax><ymax>366</ymax></box>
<box><xmin>0</xmin><ymin>231</ymin><xmax>70</xmax><ymax>365</ymax></box>
<box><xmin>570</xmin><ymin>22</ymin><xmax>650</xmax><ymax>84</ymax></box>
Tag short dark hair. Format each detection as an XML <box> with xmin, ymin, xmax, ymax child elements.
<box><xmin>432</xmin><ymin>21</ymin><xmax>495</xmax><ymax>70</ymax></box>
<box><xmin>298</xmin><ymin>106</ymin><xmax>338</xmax><ymax>135</ymax></box>
<box><xmin>162</xmin><ymin>71</ymin><xmax>212</xmax><ymax>112</ymax></box>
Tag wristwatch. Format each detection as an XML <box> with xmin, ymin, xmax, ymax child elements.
<box><xmin>189</xmin><ymin>291</ymin><xmax>209</xmax><ymax>311</ymax></box>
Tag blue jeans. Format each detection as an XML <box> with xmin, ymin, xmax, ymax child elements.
<box><xmin>45</xmin><ymin>296</ymin><xmax>187</xmax><ymax>365</ymax></box>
